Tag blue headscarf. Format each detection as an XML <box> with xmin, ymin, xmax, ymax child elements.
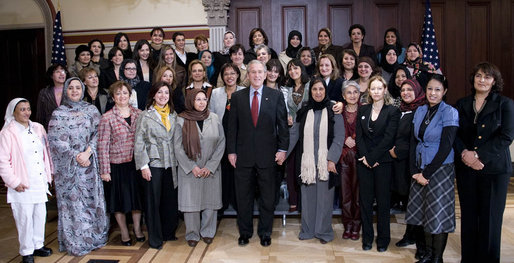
<box><xmin>199</xmin><ymin>50</ymin><xmax>215</xmax><ymax>81</ymax></box>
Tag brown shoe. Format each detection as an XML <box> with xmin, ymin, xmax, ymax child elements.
<box><xmin>187</xmin><ymin>240</ymin><xmax>198</xmax><ymax>247</ymax></box>
<box><xmin>202</xmin><ymin>237</ymin><xmax>213</xmax><ymax>244</ymax></box>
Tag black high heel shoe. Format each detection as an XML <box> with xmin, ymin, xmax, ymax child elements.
<box><xmin>134</xmin><ymin>231</ymin><xmax>146</xmax><ymax>242</ymax></box>
<box><xmin>121</xmin><ymin>238</ymin><xmax>132</xmax><ymax>246</ymax></box>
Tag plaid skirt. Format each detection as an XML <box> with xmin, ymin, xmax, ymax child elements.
<box><xmin>406</xmin><ymin>163</ymin><xmax>456</xmax><ymax>234</ymax></box>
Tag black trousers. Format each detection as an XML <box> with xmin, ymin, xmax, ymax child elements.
<box><xmin>143</xmin><ymin>167</ymin><xmax>178</xmax><ymax>248</ymax></box>
<box><xmin>358</xmin><ymin>162</ymin><xmax>392</xmax><ymax>247</ymax></box>
<box><xmin>220</xmin><ymin>154</ymin><xmax>237</xmax><ymax>212</ymax></box>
<box><xmin>457</xmin><ymin>171</ymin><xmax>510</xmax><ymax>263</ymax></box>
<box><xmin>234</xmin><ymin>165</ymin><xmax>276</xmax><ymax>238</ymax></box>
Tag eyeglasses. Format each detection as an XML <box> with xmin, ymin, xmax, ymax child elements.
<box><xmin>124</xmin><ymin>67</ymin><xmax>137</xmax><ymax>71</ymax></box>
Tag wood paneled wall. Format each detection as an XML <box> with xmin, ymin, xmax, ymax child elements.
<box><xmin>227</xmin><ymin>0</ymin><xmax>514</xmax><ymax>103</ymax></box>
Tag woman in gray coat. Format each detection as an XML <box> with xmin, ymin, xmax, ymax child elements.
<box><xmin>175</xmin><ymin>89</ymin><xmax>225</xmax><ymax>247</ymax></box>
<box><xmin>134</xmin><ymin>81</ymin><xmax>178</xmax><ymax>249</ymax></box>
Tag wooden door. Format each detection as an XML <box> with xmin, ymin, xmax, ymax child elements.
<box><xmin>0</xmin><ymin>28</ymin><xmax>47</xmax><ymax>127</ymax></box>
<box><xmin>227</xmin><ymin>0</ymin><xmax>513</xmax><ymax>102</ymax></box>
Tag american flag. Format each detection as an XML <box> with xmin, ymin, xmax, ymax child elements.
<box><xmin>51</xmin><ymin>11</ymin><xmax>67</xmax><ymax>65</ymax></box>
<box><xmin>421</xmin><ymin>0</ymin><xmax>441</xmax><ymax>70</ymax></box>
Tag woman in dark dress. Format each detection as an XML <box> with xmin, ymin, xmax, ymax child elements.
<box><xmin>406</xmin><ymin>74</ymin><xmax>459</xmax><ymax>263</ymax></box>
<box><xmin>454</xmin><ymin>62</ymin><xmax>514</xmax><ymax>263</ymax></box>
<box><xmin>390</xmin><ymin>79</ymin><xmax>426</xmax><ymax>260</ymax></box>
<box><xmin>97</xmin><ymin>81</ymin><xmax>143</xmax><ymax>246</ymax></box>
<box><xmin>356</xmin><ymin>75</ymin><xmax>400</xmax><ymax>252</ymax></box>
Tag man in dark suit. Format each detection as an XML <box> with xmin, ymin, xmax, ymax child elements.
<box><xmin>172</xmin><ymin>32</ymin><xmax>197</xmax><ymax>70</ymax></box>
<box><xmin>227</xmin><ymin>60</ymin><xmax>289</xmax><ymax>247</ymax></box>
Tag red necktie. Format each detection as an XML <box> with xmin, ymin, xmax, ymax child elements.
<box><xmin>251</xmin><ymin>91</ymin><xmax>259</xmax><ymax>127</ymax></box>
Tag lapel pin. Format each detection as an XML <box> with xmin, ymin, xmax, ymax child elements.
<box><xmin>361</xmin><ymin>116</ymin><xmax>365</xmax><ymax>119</ymax></box>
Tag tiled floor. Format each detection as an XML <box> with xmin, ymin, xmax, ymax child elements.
<box><xmin>1</xmin><ymin>179</ymin><xmax>514</xmax><ymax>263</ymax></box>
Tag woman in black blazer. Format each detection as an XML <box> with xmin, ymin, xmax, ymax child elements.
<box><xmin>100</xmin><ymin>47</ymin><xmax>124</xmax><ymax>91</ymax></box>
<box><xmin>454</xmin><ymin>62</ymin><xmax>514</xmax><ymax>263</ymax></box>
<box><xmin>313</xmin><ymin>27</ymin><xmax>343</xmax><ymax>65</ymax></box>
<box><xmin>343</xmin><ymin>24</ymin><xmax>376</xmax><ymax>64</ymax></box>
<box><xmin>133</xmin><ymin>39</ymin><xmax>155</xmax><ymax>83</ymax></box>
<box><xmin>356</xmin><ymin>75</ymin><xmax>400</xmax><ymax>252</ymax></box>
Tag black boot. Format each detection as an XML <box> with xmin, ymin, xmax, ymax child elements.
<box><xmin>414</xmin><ymin>225</ymin><xmax>426</xmax><ymax>260</ymax></box>
<box><xmin>396</xmin><ymin>224</ymin><xmax>416</xmax><ymax>247</ymax></box>
<box><xmin>431</xmin><ymin>233</ymin><xmax>448</xmax><ymax>263</ymax></box>
<box><xmin>416</xmin><ymin>232</ymin><xmax>433</xmax><ymax>263</ymax></box>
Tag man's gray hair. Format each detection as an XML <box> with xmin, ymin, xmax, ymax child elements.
<box><xmin>247</xmin><ymin>59</ymin><xmax>267</xmax><ymax>73</ymax></box>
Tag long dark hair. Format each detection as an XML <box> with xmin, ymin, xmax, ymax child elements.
<box><xmin>88</xmin><ymin>39</ymin><xmax>105</xmax><ymax>57</ymax></box>
<box><xmin>133</xmin><ymin>39</ymin><xmax>155</xmax><ymax>68</ymax></box>
<box><xmin>45</xmin><ymin>63</ymin><xmax>68</xmax><ymax>86</ymax></box>
<box><xmin>266</xmin><ymin>59</ymin><xmax>285</xmax><ymax>87</ymax></box>
<box><xmin>248</xmin><ymin>28</ymin><xmax>269</xmax><ymax>49</ymax></box>
<box><xmin>387</xmin><ymin>65</ymin><xmax>411</xmax><ymax>99</ymax></box>
<box><xmin>382</xmin><ymin>27</ymin><xmax>403</xmax><ymax>53</ymax></box>
<box><xmin>286</xmin><ymin>59</ymin><xmax>310</xmax><ymax>86</ymax></box>
<box><xmin>114</xmin><ymin>32</ymin><xmax>132</xmax><ymax>57</ymax></box>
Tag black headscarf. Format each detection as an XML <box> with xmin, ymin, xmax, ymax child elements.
<box><xmin>380</xmin><ymin>44</ymin><xmax>399</xmax><ymax>74</ymax></box>
<box><xmin>297</xmin><ymin>77</ymin><xmax>331</xmax><ymax>120</ymax></box>
<box><xmin>285</xmin><ymin>30</ymin><xmax>303</xmax><ymax>59</ymax></box>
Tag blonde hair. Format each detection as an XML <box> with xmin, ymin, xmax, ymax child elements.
<box><xmin>366</xmin><ymin>75</ymin><xmax>394</xmax><ymax>105</ymax></box>
<box><xmin>316</xmin><ymin>54</ymin><xmax>340</xmax><ymax>80</ymax></box>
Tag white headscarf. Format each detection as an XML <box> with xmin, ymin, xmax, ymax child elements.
<box><xmin>2</xmin><ymin>98</ymin><xmax>28</xmax><ymax>131</ymax></box>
